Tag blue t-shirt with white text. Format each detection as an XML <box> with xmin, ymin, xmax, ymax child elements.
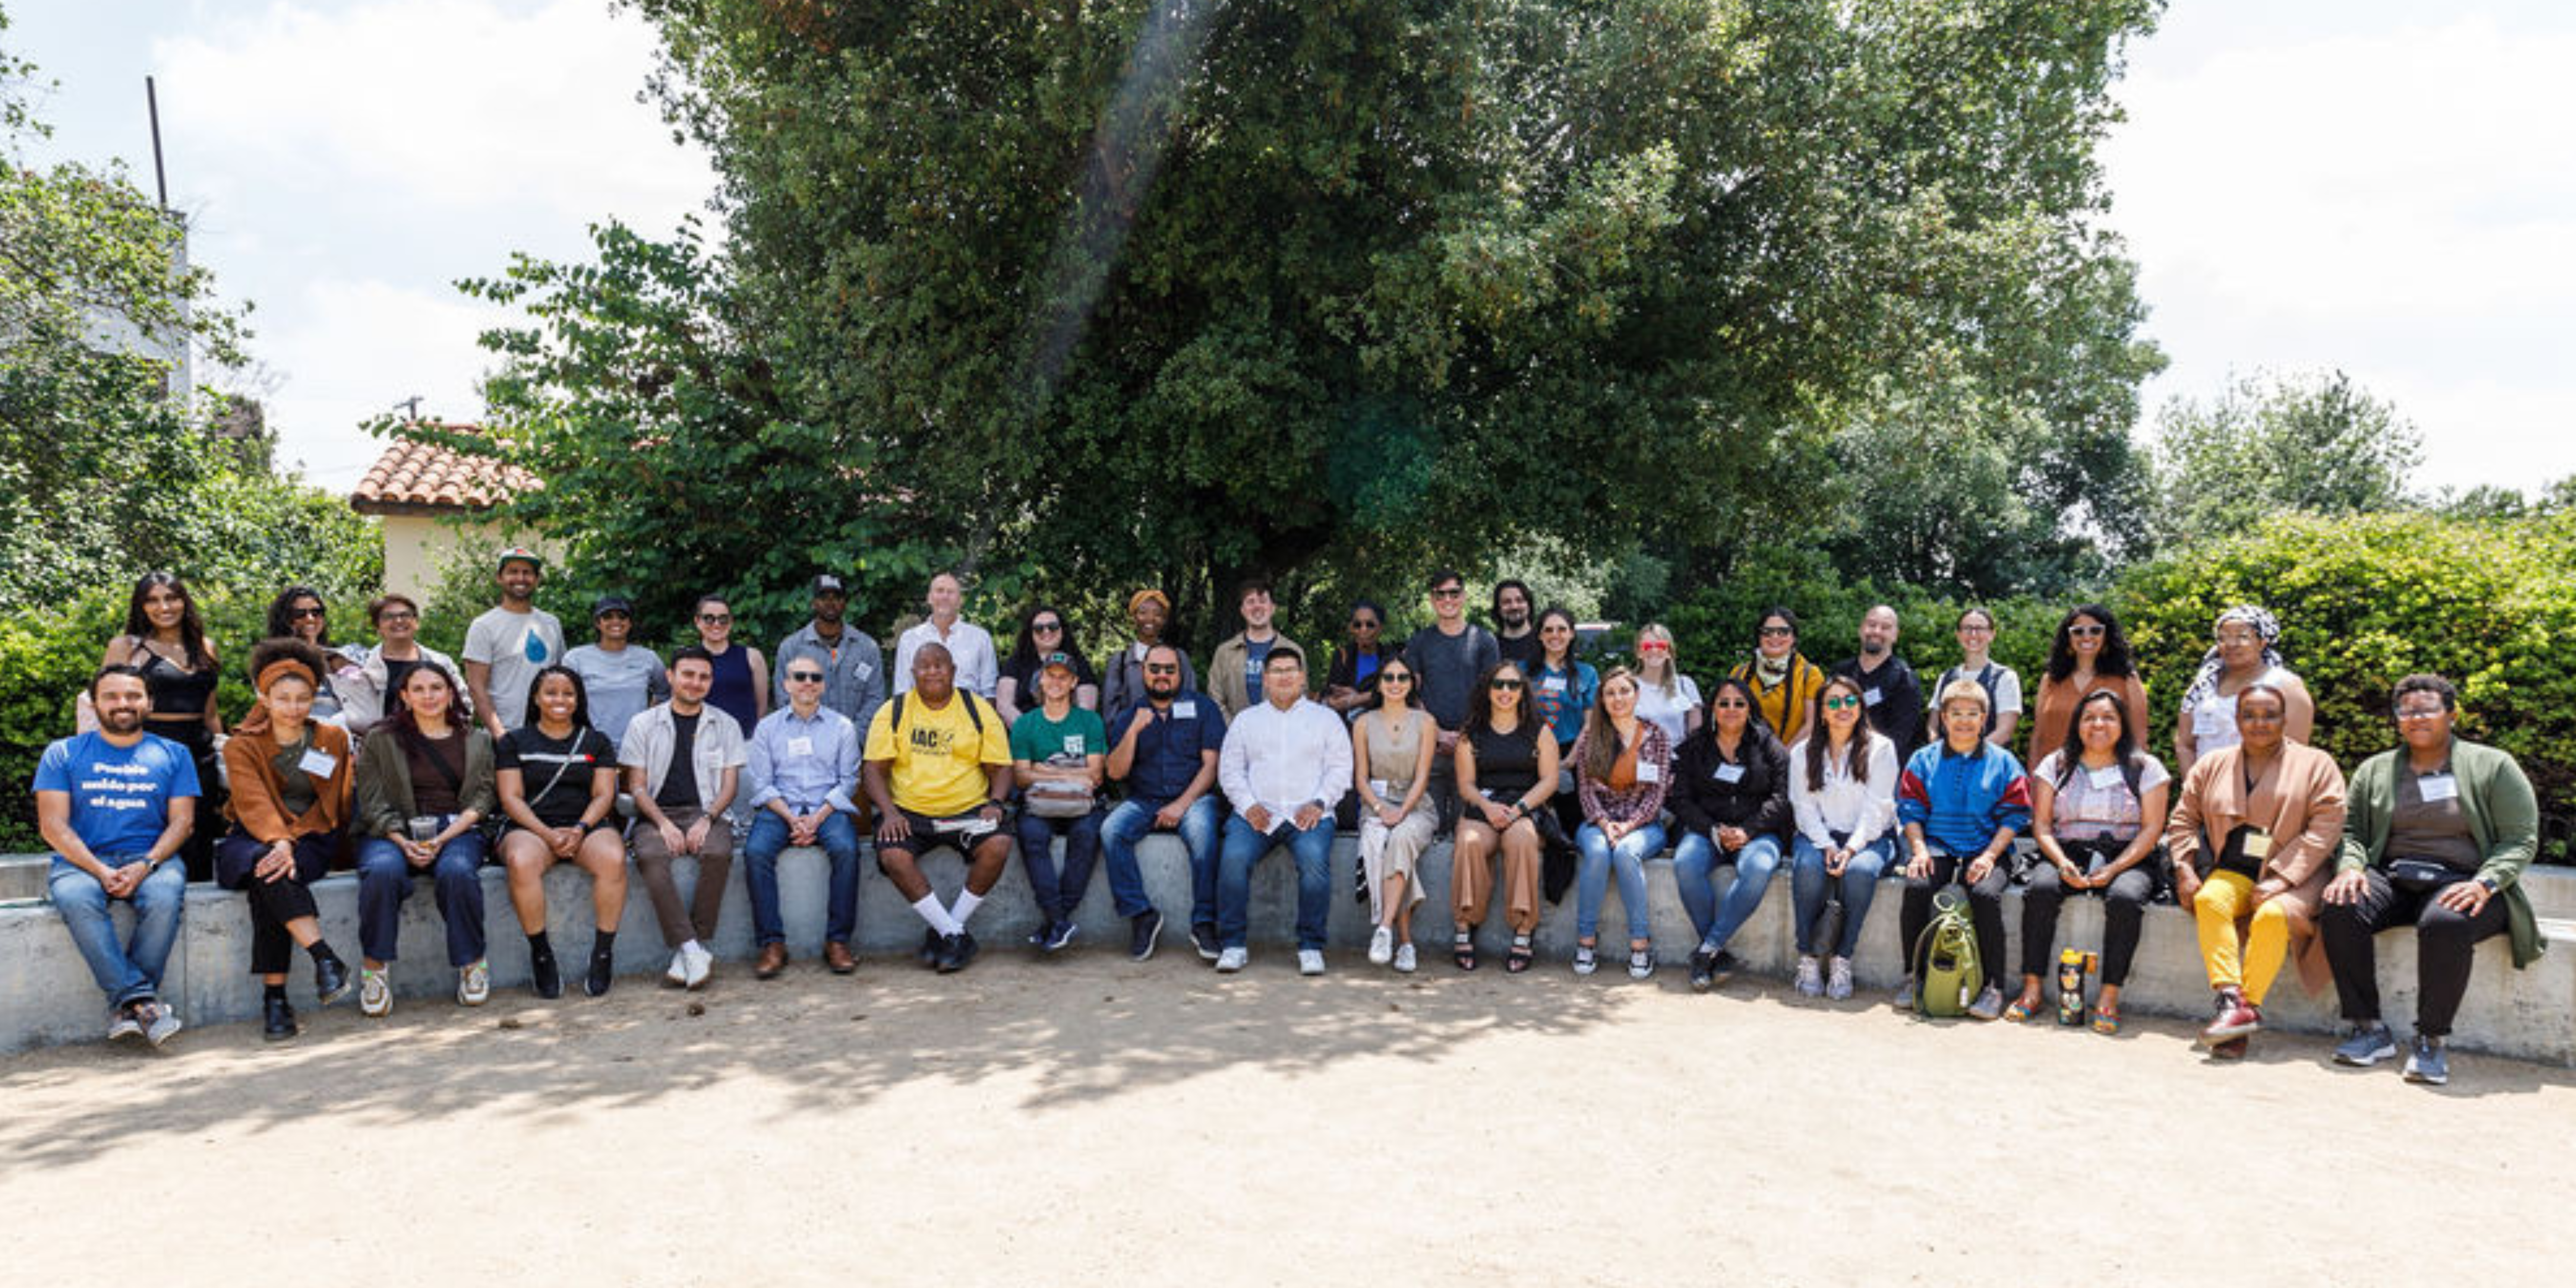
<box><xmin>32</xmin><ymin>731</ymin><xmax>201</xmax><ymax>859</ymax></box>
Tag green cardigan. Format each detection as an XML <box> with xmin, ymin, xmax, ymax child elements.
<box><xmin>356</xmin><ymin>724</ymin><xmax>499</xmax><ymax>840</ymax></box>
<box><xmin>2337</xmin><ymin>738</ymin><xmax>2545</xmax><ymax>968</ymax></box>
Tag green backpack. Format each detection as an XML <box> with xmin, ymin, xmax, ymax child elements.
<box><xmin>1910</xmin><ymin>890</ymin><xmax>1981</xmax><ymax>1019</ymax></box>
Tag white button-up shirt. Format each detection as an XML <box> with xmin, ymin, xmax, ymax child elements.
<box><xmin>892</xmin><ymin>618</ymin><xmax>1000</xmax><ymax>700</ymax></box>
<box><xmin>1218</xmin><ymin>696</ymin><xmax>1353</xmax><ymax>821</ymax></box>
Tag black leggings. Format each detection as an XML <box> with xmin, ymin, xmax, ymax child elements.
<box><xmin>218</xmin><ymin>828</ymin><xmax>338</xmax><ymax>975</ymax></box>
<box><xmin>2319</xmin><ymin>865</ymin><xmax>2510</xmax><ymax>1038</ymax></box>
<box><xmin>1900</xmin><ymin>848</ymin><xmax>2011</xmax><ymax>991</ymax></box>
<box><xmin>152</xmin><ymin>719</ymin><xmax>224</xmax><ymax>883</ymax></box>
<box><xmin>2020</xmin><ymin>848</ymin><xmax>2155</xmax><ymax>985</ymax></box>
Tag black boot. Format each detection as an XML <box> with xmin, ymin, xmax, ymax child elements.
<box><xmin>263</xmin><ymin>994</ymin><xmax>299</xmax><ymax>1042</ymax></box>
<box><xmin>312</xmin><ymin>948</ymin><xmax>352</xmax><ymax>1007</ymax></box>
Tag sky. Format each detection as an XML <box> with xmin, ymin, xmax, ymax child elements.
<box><xmin>10</xmin><ymin>0</ymin><xmax>2574</xmax><ymax>497</ymax></box>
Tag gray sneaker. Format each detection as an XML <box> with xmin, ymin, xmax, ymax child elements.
<box><xmin>1892</xmin><ymin>975</ymin><xmax>1916</xmax><ymax>1011</ymax></box>
<box><xmin>1967</xmin><ymin>984</ymin><xmax>2005</xmax><ymax>1022</ymax></box>
<box><xmin>107</xmin><ymin>1003</ymin><xmax>143</xmax><ymax>1043</ymax></box>
<box><xmin>2403</xmin><ymin>1035</ymin><xmax>2450</xmax><ymax>1086</ymax></box>
<box><xmin>2334</xmin><ymin>1022</ymin><xmax>2398</xmax><ymax>1067</ymax></box>
<box><xmin>1793</xmin><ymin>955</ymin><xmax>1823</xmax><ymax>997</ymax></box>
<box><xmin>139</xmin><ymin>1000</ymin><xmax>182</xmax><ymax>1048</ymax></box>
<box><xmin>1825</xmin><ymin>957</ymin><xmax>1855</xmax><ymax>1002</ymax></box>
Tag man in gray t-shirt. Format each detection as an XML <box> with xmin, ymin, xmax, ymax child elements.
<box><xmin>563</xmin><ymin>593</ymin><xmax>669</xmax><ymax>744</ymax></box>
<box><xmin>462</xmin><ymin>546</ymin><xmax>567</xmax><ymax>737</ymax></box>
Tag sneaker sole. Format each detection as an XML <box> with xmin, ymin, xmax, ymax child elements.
<box><xmin>2335</xmin><ymin>1045</ymin><xmax>2398</xmax><ymax>1067</ymax></box>
<box><xmin>2201</xmin><ymin>1019</ymin><xmax>2263</xmax><ymax>1042</ymax></box>
<box><xmin>2403</xmin><ymin>1067</ymin><xmax>2448</xmax><ymax>1086</ymax></box>
<box><xmin>145</xmin><ymin>1020</ymin><xmax>182</xmax><ymax>1049</ymax></box>
<box><xmin>318</xmin><ymin>979</ymin><xmax>355</xmax><ymax>1007</ymax></box>
<box><xmin>1132</xmin><ymin>919</ymin><xmax>1162</xmax><ymax>963</ymax></box>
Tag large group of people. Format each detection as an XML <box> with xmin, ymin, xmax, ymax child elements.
<box><xmin>29</xmin><ymin>557</ymin><xmax>2551</xmax><ymax>1087</ymax></box>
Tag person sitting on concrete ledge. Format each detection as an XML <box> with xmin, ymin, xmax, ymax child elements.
<box><xmin>2165</xmin><ymin>683</ymin><xmax>2347</xmax><ymax>1061</ymax></box>
<box><xmin>1894</xmin><ymin>678</ymin><xmax>2032</xmax><ymax>1021</ymax></box>
<box><xmin>2322</xmin><ymin>674</ymin><xmax>2544</xmax><ymax>1086</ymax></box>
<box><xmin>216</xmin><ymin>638</ymin><xmax>358</xmax><ymax>1042</ymax></box>
<box><xmin>501</xmin><ymin>666</ymin><xmax>628</xmax><ymax>1000</ymax></box>
<box><xmin>2018</xmin><ymin>688</ymin><xmax>2170</xmax><ymax>1033</ymax></box>
<box><xmin>623</xmin><ymin>648</ymin><xmax>746</xmax><ymax>994</ymax></box>
<box><xmin>1010</xmin><ymin>651</ymin><xmax>1109</xmax><ymax>956</ymax></box>
<box><xmin>1213</xmin><ymin>644</ymin><xmax>1351</xmax><ymax>976</ymax></box>
<box><xmin>33</xmin><ymin>664</ymin><xmax>197</xmax><ymax>1049</ymax></box>
<box><xmin>1101</xmin><ymin>643</ymin><xmax>1226</xmax><ymax>962</ymax></box>
<box><xmin>352</xmin><ymin>659</ymin><xmax>497</xmax><ymax>1019</ymax></box>
<box><xmin>742</xmin><ymin>655</ymin><xmax>866</xmax><ymax>979</ymax></box>
<box><xmin>864</xmin><ymin>642</ymin><xmax>1015</xmax><ymax>973</ymax></box>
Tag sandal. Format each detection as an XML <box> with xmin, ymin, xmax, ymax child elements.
<box><xmin>1453</xmin><ymin>930</ymin><xmax>1478</xmax><ymax>972</ymax></box>
<box><xmin>2002</xmin><ymin>996</ymin><xmax>2039</xmax><ymax>1024</ymax></box>
<box><xmin>1505</xmin><ymin>934</ymin><xmax>1534</xmax><ymax>974</ymax></box>
<box><xmin>2092</xmin><ymin>1003</ymin><xmax>2121</xmax><ymax>1035</ymax></box>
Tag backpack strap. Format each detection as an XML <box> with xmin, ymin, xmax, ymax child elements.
<box><xmin>892</xmin><ymin>690</ymin><xmax>985</xmax><ymax>740</ymax></box>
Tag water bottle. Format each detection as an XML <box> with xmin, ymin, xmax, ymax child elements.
<box><xmin>2056</xmin><ymin>946</ymin><xmax>2086</xmax><ymax>1025</ymax></box>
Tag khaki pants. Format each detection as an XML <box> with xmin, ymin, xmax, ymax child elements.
<box><xmin>629</xmin><ymin>806</ymin><xmax>735</xmax><ymax>948</ymax></box>
<box><xmin>1451</xmin><ymin>817</ymin><xmax>1543</xmax><ymax>935</ymax></box>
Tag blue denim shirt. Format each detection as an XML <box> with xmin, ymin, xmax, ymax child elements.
<box><xmin>1897</xmin><ymin>740</ymin><xmax>2033</xmax><ymax>856</ymax></box>
<box><xmin>745</xmin><ymin>704</ymin><xmax>862</xmax><ymax>815</ymax></box>
<box><xmin>1111</xmin><ymin>688</ymin><xmax>1227</xmax><ymax>805</ymax></box>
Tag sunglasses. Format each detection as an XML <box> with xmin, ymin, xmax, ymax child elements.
<box><xmin>288</xmin><ymin>606</ymin><xmax>326</xmax><ymax>620</ymax></box>
<box><xmin>377</xmin><ymin>610</ymin><xmax>417</xmax><ymax>623</ymax></box>
<box><xmin>1431</xmin><ymin>587</ymin><xmax>1465</xmax><ymax>599</ymax></box>
<box><xmin>698</xmin><ymin>613</ymin><xmax>731</xmax><ymax>624</ymax></box>
<box><xmin>1032</xmin><ymin>621</ymin><xmax>1063</xmax><ymax>632</ymax></box>
<box><xmin>1144</xmin><ymin>663</ymin><xmax>1180</xmax><ymax>675</ymax></box>
<box><xmin>1638</xmin><ymin>641</ymin><xmax>1671</xmax><ymax>653</ymax></box>
<box><xmin>1489</xmin><ymin>678</ymin><xmax>1525</xmax><ymax>692</ymax></box>
<box><xmin>1758</xmin><ymin>625</ymin><xmax>1793</xmax><ymax>637</ymax></box>
<box><xmin>2068</xmin><ymin>624</ymin><xmax>2105</xmax><ymax>638</ymax></box>
<box><xmin>787</xmin><ymin>671</ymin><xmax>824</xmax><ymax>683</ymax></box>
<box><xmin>1380</xmin><ymin>672</ymin><xmax>1414</xmax><ymax>685</ymax></box>
<box><xmin>1821</xmin><ymin>695</ymin><xmax>1862</xmax><ymax>712</ymax></box>
<box><xmin>1350</xmin><ymin>619</ymin><xmax>1380</xmax><ymax>630</ymax></box>
<box><xmin>1711</xmin><ymin>699</ymin><xmax>1750</xmax><ymax>710</ymax></box>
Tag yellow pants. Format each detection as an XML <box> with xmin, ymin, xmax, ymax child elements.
<box><xmin>2193</xmin><ymin>869</ymin><xmax>2292</xmax><ymax>1004</ymax></box>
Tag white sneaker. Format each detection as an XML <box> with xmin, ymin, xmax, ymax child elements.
<box><xmin>1298</xmin><ymin>949</ymin><xmax>1327</xmax><ymax>976</ymax></box>
<box><xmin>682</xmin><ymin>942</ymin><xmax>714</xmax><ymax>990</ymax></box>
<box><xmin>1215</xmin><ymin>947</ymin><xmax>1248</xmax><ymax>973</ymax></box>
<box><xmin>139</xmin><ymin>1000</ymin><xmax>183</xmax><ymax>1048</ymax></box>
<box><xmin>1572</xmin><ymin>945</ymin><xmax>1598</xmax><ymax>976</ymax></box>
<box><xmin>1393</xmin><ymin>943</ymin><xmax>1417</xmax><ymax>973</ymax></box>
<box><xmin>1367</xmin><ymin>925</ymin><xmax>1394</xmax><ymax>965</ymax></box>
<box><xmin>664</xmin><ymin>950</ymin><xmax>691</xmax><ymax>988</ymax></box>
<box><xmin>107</xmin><ymin>1004</ymin><xmax>143</xmax><ymax>1043</ymax></box>
<box><xmin>1826</xmin><ymin>956</ymin><xmax>1854</xmax><ymax>1002</ymax></box>
<box><xmin>360</xmin><ymin>967</ymin><xmax>394</xmax><ymax>1018</ymax></box>
<box><xmin>457</xmin><ymin>959</ymin><xmax>491</xmax><ymax>1007</ymax></box>
<box><xmin>1793</xmin><ymin>954</ymin><xmax>1823</xmax><ymax>997</ymax></box>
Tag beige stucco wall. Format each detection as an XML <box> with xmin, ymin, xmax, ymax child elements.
<box><xmin>378</xmin><ymin>514</ymin><xmax>535</xmax><ymax>602</ymax></box>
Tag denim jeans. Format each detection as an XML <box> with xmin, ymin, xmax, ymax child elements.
<box><xmin>49</xmin><ymin>856</ymin><xmax>186</xmax><ymax>1007</ymax></box>
<box><xmin>1216</xmin><ymin>814</ymin><xmax>1335</xmax><ymax>950</ymax></box>
<box><xmin>355</xmin><ymin>828</ymin><xmax>491</xmax><ymax>967</ymax></box>
<box><xmin>1789</xmin><ymin>834</ymin><xmax>1894</xmax><ymax>958</ymax></box>
<box><xmin>1574</xmin><ymin>820</ymin><xmax>1666</xmax><ymax>943</ymax></box>
<box><xmin>1017</xmin><ymin>807</ymin><xmax>1106</xmax><ymax>922</ymax></box>
<box><xmin>1672</xmin><ymin>830</ymin><xmax>1784</xmax><ymax>954</ymax></box>
<box><xmin>742</xmin><ymin>809</ymin><xmax>864</xmax><ymax>946</ymax></box>
<box><xmin>1102</xmin><ymin>796</ymin><xmax>1223</xmax><ymax>924</ymax></box>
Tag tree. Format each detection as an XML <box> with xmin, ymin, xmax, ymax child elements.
<box><xmin>2148</xmin><ymin>369</ymin><xmax>2423</xmax><ymax>549</ymax></box>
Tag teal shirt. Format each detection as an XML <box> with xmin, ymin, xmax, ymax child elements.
<box><xmin>1010</xmin><ymin>705</ymin><xmax>1109</xmax><ymax>769</ymax></box>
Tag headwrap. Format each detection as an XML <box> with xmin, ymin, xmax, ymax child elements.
<box><xmin>2179</xmin><ymin>605</ymin><xmax>2284</xmax><ymax>710</ymax></box>
<box><xmin>236</xmin><ymin>656</ymin><xmax>323</xmax><ymax>738</ymax></box>
<box><xmin>1127</xmin><ymin>588</ymin><xmax>1172</xmax><ymax>618</ymax></box>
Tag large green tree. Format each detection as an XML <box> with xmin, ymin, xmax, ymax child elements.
<box><xmin>464</xmin><ymin>0</ymin><xmax>2164</xmax><ymax>641</ymax></box>
<box><xmin>2148</xmin><ymin>368</ymin><xmax>2424</xmax><ymax>549</ymax></box>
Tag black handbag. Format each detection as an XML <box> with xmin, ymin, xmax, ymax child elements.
<box><xmin>2386</xmin><ymin>857</ymin><xmax>2462</xmax><ymax>893</ymax></box>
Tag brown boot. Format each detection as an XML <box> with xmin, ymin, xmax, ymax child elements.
<box><xmin>824</xmin><ymin>941</ymin><xmax>858</xmax><ymax>975</ymax></box>
<box><xmin>755</xmin><ymin>942</ymin><xmax>789</xmax><ymax>979</ymax></box>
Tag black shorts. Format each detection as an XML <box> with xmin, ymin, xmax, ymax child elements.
<box><xmin>503</xmin><ymin>819</ymin><xmax>619</xmax><ymax>845</ymax></box>
<box><xmin>877</xmin><ymin>807</ymin><xmax>1008</xmax><ymax>858</ymax></box>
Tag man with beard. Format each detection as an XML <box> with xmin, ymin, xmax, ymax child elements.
<box><xmin>774</xmin><ymin>573</ymin><xmax>887</xmax><ymax>731</ymax></box>
<box><xmin>1492</xmin><ymin>579</ymin><xmax>1540</xmax><ymax>670</ymax></box>
<box><xmin>463</xmin><ymin>546</ymin><xmax>565</xmax><ymax>739</ymax></box>
<box><xmin>1832</xmin><ymin>604</ymin><xmax>1926</xmax><ymax>761</ymax></box>
<box><xmin>1102</xmin><ymin>643</ymin><xmax>1229</xmax><ymax>961</ymax></box>
<box><xmin>864</xmin><ymin>642</ymin><xmax>1016</xmax><ymax>972</ymax></box>
<box><xmin>34</xmin><ymin>666</ymin><xmax>198</xmax><ymax>1047</ymax></box>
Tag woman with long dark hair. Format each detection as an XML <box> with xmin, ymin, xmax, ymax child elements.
<box><xmin>353</xmin><ymin>660</ymin><xmax>497</xmax><ymax>1018</ymax></box>
<box><xmin>2016</xmin><ymin>688</ymin><xmax>2170</xmax><ymax>1031</ymax></box>
<box><xmin>1671</xmin><ymin>677</ymin><xmax>1794</xmax><ymax>991</ymax></box>
<box><xmin>1785</xmin><ymin>673</ymin><xmax>1900</xmax><ymax>1001</ymax></box>
<box><xmin>1570</xmin><ymin>667</ymin><xmax>1672</xmax><ymax>981</ymax></box>
<box><xmin>1447</xmin><ymin>661</ymin><xmax>1559</xmax><ymax>972</ymax></box>
<box><xmin>101</xmin><ymin>572</ymin><xmax>226</xmax><ymax>881</ymax></box>
<box><xmin>2025</xmin><ymin>604</ymin><xmax>2149</xmax><ymax>769</ymax></box>
<box><xmin>998</xmin><ymin>603</ymin><xmax>1098</xmax><ymax>724</ymax></box>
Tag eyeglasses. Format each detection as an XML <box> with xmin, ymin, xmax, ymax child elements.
<box><xmin>2068</xmin><ymin>624</ymin><xmax>2106</xmax><ymax>638</ymax></box>
<box><xmin>1144</xmin><ymin>663</ymin><xmax>1180</xmax><ymax>675</ymax></box>
<box><xmin>2215</xmin><ymin>631</ymin><xmax>2261</xmax><ymax>646</ymax></box>
<box><xmin>1489</xmin><ymin>678</ymin><xmax>1525</xmax><ymax>692</ymax></box>
<box><xmin>1758</xmin><ymin>625</ymin><xmax>1793</xmax><ymax>638</ymax></box>
<box><xmin>1430</xmin><ymin>587</ymin><xmax>1464</xmax><ymax>599</ymax></box>
<box><xmin>787</xmin><ymin>671</ymin><xmax>825</xmax><ymax>683</ymax></box>
<box><xmin>1821</xmin><ymin>695</ymin><xmax>1862</xmax><ymax>711</ymax></box>
<box><xmin>2395</xmin><ymin>708</ymin><xmax>2447</xmax><ymax>722</ymax></box>
<box><xmin>377</xmin><ymin>610</ymin><xmax>417</xmax><ymax>623</ymax></box>
<box><xmin>289</xmin><ymin>606</ymin><xmax>325</xmax><ymax>620</ymax></box>
<box><xmin>1032</xmin><ymin>621</ymin><xmax>1063</xmax><ymax>633</ymax></box>
<box><xmin>1958</xmin><ymin>624</ymin><xmax>1993</xmax><ymax>635</ymax></box>
<box><xmin>698</xmin><ymin>613</ymin><xmax>731</xmax><ymax>625</ymax></box>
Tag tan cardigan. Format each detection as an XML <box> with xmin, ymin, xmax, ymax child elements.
<box><xmin>2165</xmin><ymin>740</ymin><xmax>2347</xmax><ymax>992</ymax></box>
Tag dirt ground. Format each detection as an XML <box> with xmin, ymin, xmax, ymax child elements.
<box><xmin>6</xmin><ymin>950</ymin><xmax>2572</xmax><ymax>1285</ymax></box>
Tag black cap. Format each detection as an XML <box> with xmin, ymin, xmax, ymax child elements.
<box><xmin>592</xmin><ymin>594</ymin><xmax>633</xmax><ymax>618</ymax></box>
<box><xmin>811</xmin><ymin>574</ymin><xmax>847</xmax><ymax>596</ymax></box>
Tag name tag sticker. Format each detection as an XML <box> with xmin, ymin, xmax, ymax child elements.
<box><xmin>1863</xmin><ymin>688</ymin><xmax>1884</xmax><ymax>707</ymax></box>
<box><xmin>2419</xmin><ymin>773</ymin><xmax>2459</xmax><ymax>803</ymax></box>
<box><xmin>2088</xmin><ymin>765</ymin><xmax>2123</xmax><ymax>790</ymax></box>
<box><xmin>2242</xmin><ymin>830</ymin><xmax>2273</xmax><ymax>861</ymax></box>
<box><xmin>1368</xmin><ymin>779</ymin><xmax>1390</xmax><ymax>799</ymax></box>
<box><xmin>296</xmin><ymin>747</ymin><xmax>339</xmax><ymax>777</ymax></box>
<box><xmin>787</xmin><ymin>737</ymin><xmax>814</xmax><ymax>758</ymax></box>
<box><xmin>1637</xmin><ymin>761</ymin><xmax>1663</xmax><ymax>783</ymax></box>
<box><xmin>1062</xmin><ymin>735</ymin><xmax>1087</xmax><ymax>755</ymax></box>
<box><xmin>1172</xmin><ymin>701</ymin><xmax>1198</xmax><ymax>720</ymax></box>
<box><xmin>1714</xmin><ymin>763</ymin><xmax>1745</xmax><ymax>783</ymax></box>
<box><xmin>855</xmin><ymin>663</ymin><xmax>874</xmax><ymax>681</ymax></box>
<box><xmin>1541</xmin><ymin>675</ymin><xmax>1567</xmax><ymax>693</ymax></box>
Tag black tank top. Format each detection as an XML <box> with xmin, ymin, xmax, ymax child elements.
<box><xmin>131</xmin><ymin>639</ymin><xmax>218</xmax><ymax>721</ymax></box>
<box><xmin>1469</xmin><ymin>722</ymin><xmax>1543</xmax><ymax>796</ymax></box>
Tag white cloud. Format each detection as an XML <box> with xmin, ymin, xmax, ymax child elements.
<box><xmin>152</xmin><ymin>0</ymin><xmax>713</xmax><ymax>228</ymax></box>
<box><xmin>2106</xmin><ymin>10</ymin><xmax>2576</xmax><ymax>493</ymax></box>
<box><xmin>246</xmin><ymin>277</ymin><xmax>512</xmax><ymax>484</ymax></box>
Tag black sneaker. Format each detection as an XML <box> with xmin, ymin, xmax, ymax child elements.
<box><xmin>918</xmin><ymin>926</ymin><xmax>943</xmax><ymax>967</ymax></box>
<box><xmin>1129</xmin><ymin>908</ymin><xmax>1165</xmax><ymax>962</ymax></box>
<box><xmin>585</xmin><ymin>946</ymin><xmax>616</xmax><ymax>998</ymax></box>
<box><xmin>262</xmin><ymin>995</ymin><xmax>299</xmax><ymax>1042</ymax></box>
<box><xmin>313</xmin><ymin>953</ymin><xmax>353</xmax><ymax>1007</ymax></box>
<box><xmin>531</xmin><ymin>950</ymin><xmax>563</xmax><ymax>1000</ymax></box>
<box><xmin>1190</xmin><ymin>922</ymin><xmax>1222</xmax><ymax>963</ymax></box>
<box><xmin>1688</xmin><ymin>945</ymin><xmax>1719</xmax><ymax>993</ymax></box>
<box><xmin>1711</xmin><ymin>950</ymin><xmax>1739</xmax><ymax>984</ymax></box>
<box><xmin>935</xmin><ymin>931</ymin><xmax>979</xmax><ymax>974</ymax></box>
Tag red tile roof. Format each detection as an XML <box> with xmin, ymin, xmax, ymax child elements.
<box><xmin>350</xmin><ymin>426</ymin><xmax>538</xmax><ymax>515</ymax></box>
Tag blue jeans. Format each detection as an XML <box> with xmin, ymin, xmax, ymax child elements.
<box><xmin>1575</xmin><ymin>820</ymin><xmax>1666</xmax><ymax>943</ymax></box>
<box><xmin>743</xmin><ymin>809</ymin><xmax>864</xmax><ymax>946</ymax></box>
<box><xmin>1102</xmin><ymin>796</ymin><xmax>1223</xmax><ymax>924</ymax></box>
<box><xmin>1790</xmin><ymin>834</ymin><xmax>1894</xmax><ymax>958</ymax></box>
<box><xmin>1216</xmin><ymin>814</ymin><xmax>1334</xmax><ymax>950</ymax></box>
<box><xmin>1017</xmin><ymin>806</ymin><xmax>1105</xmax><ymax>921</ymax></box>
<box><xmin>50</xmin><ymin>856</ymin><xmax>186</xmax><ymax>1007</ymax></box>
<box><xmin>355</xmin><ymin>829</ymin><xmax>491</xmax><ymax>967</ymax></box>
<box><xmin>1672</xmin><ymin>830</ymin><xmax>1784</xmax><ymax>954</ymax></box>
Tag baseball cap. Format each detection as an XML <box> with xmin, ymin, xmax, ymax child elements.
<box><xmin>812</xmin><ymin>574</ymin><xmax>847</xmax><ymax>596</ymax></box>
<box><xmin>592</xmin><ymin>594</ymin><xmax>633</xmax><ymax>618</ymax></box>
<box><xmin>1039</xmin><ymin>651</ymin><xmax>1078</xmax><ymax>673</ymax></box>
<box><xmin>495</xmin><ymin>545</ymin><xmax>543</xmax><ymax>571</ymax></box>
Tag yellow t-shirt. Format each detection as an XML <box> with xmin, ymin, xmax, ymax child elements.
<box><xmin>863</xmin><ymin>692</ymin><xmax>1012</xmax><ymax>817</ymax></box>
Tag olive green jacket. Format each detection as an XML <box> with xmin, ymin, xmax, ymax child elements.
<box><xmin>2337</xmin><ymin>738</ymin><xmax>2544</xmax><ymax>968</ymax></box>
<box><xmin>356</xmin><ymin>725</ymin><xmax>499</xmax><ymax>840</ymax></box>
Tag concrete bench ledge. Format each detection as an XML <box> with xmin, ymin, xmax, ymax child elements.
<box><xmin>3</xmin><ymin>841</ymin><xmax>2571</xmax><ymax>1066</ymax></box>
